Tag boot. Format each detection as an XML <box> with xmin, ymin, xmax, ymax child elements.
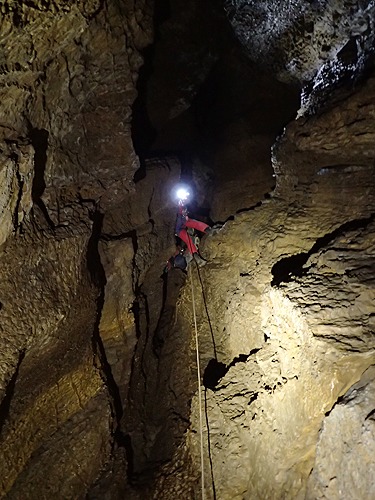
<box><xmin>193</xmin><ymin>253</ymin><xmax>207</xmax><ymax>267</ymax></box>
<box><xmin>185</xmin><ymin>252</ymin><xmax>193</xmax><ymax>266</ymax></box>
<box><xmin>205</xmin><ymin>223</ymin><xmax>223</xmax><ymax>236</ymax></box>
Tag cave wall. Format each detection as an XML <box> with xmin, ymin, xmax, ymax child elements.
<box><xmin>0</xmin><ymin>0</ymin><xmax>155</xmax><ymax>497</ymax></box>
<box><xmin>178</xmin><ymin>71</ymin><xmax>375</xmax><ymax>499</ymax></box>
<box><xmin>0</xmin><ymin>221</ymin><xmax>112</xmax><ymax>498</ymax></box>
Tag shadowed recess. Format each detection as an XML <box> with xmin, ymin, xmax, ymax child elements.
<box><xmin>271</xmin><ymin>213</ymin><xmax>375</xmax><ymax>286</ymax></box>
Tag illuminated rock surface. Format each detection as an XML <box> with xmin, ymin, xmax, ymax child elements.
<box><xmin>0</xmin><ymin>1</ymin><xmax>374</xmax><ymax>499</ymax></box>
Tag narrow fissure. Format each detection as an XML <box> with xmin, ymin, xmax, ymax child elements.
<box><xmin>13</xmin><ymin>166</ymin><xmax>24</xmax><ymax>230</ymax></box>
<box><xmin>87</xmin><ymin>211</ymin><xmax>126</xmax><ymax>444</ymax></box>
<box><xmin>0</xmin><ymin>350</ymin><xmax>25</xmax><ymax>435</ymax></box>
<box><xmin>203</xmin><ymin>349</ymin><xmax>260</xmax><ymax>390</ymax></box>
<box><xmin>29</xmin><ymin>128</ymin><xmax>55</xmax><ymax>228</ymax></box>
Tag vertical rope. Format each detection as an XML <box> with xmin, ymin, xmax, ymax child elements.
<box><xmin>190</xmin><ymin>265</ymin><xmax>205</xmax><ymax>500</ymax></box>
<box><xmin>195</xmin><ymin>265</ymin><xmax>217</xmax><ymax>360</ymax></box>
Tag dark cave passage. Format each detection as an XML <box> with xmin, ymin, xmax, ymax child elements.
<box><xmin>131</xmin><ymin>0</ymin><xmax>300</xmax><ymax>223</ymax></box>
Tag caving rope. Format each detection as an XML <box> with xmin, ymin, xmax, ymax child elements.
<box><xmin>189</xmin><ymin>264</ymin><xmax>206</xmax><ymax>500</ymax></box>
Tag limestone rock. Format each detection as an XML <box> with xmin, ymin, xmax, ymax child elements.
<box><xmin>0</xmin><ymin>0</ymin><xmax>154</xmax><ymax>496</ymax></box>
<box><xmin>99</xmin><ymin>237</ymin><xmax>136</xmax><ymax>404</ymax></box>
<box><xmin>224</xmin><ymin>0</ymin><xmax>375</xmax><ymax>84</ymax></box>
<box><xmin>0</xmin><ymin>141</ymin><xmax>34</xmax><ymax>247</ymax></box>
<box><xmin>306</xmin><ymin>365</ymin><xmax>375</xmax><ymax>500</ymax></box>
<box><xmin>0</xmin><ymin>219</ymin><xmax>113</xmax><ymax>498</ymax></box>
<box><xmin>181</xmin><ymin>67</ymin><xmax>375</xmax><ymax>499</ymax></box>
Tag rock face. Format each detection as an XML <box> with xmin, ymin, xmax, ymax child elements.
<box><xmin>0</xmin><ymin>0</ymin><xmax>375</xmax><ymax>499</ymax></box>
<box><xmin>182</xmin><ymin>71</ymin><xmax>375</xmax><ymax>499</ymax></box>
<box><xmin>224</xmin><ymin>0</ymin><xmax>375</xmax><ymax>84</ymax></box>
<box><xmin>0</xmin><ymin>0</ymin><xmax>154</xmax><ymax>497</ymax></box>
<box><xmin>306</xmin><ymin>365</ymin><xmax>375</xmax><ymax>500</ymax></box>
<box><xmin>0</xmin><ymin>220</ymin><xmax>112</xmax><ymax>499</ymax></box>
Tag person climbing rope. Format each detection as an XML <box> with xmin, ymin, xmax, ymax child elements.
<box><xmin>175</xmin><ymin>198</ymin><xmax>209</xmax><ymax>267</ymax></box>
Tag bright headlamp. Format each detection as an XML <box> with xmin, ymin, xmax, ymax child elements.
<box><xmin>173</xmin><ymin>183</ymin><xmax>191</xmax><ymax>202</ymax></box>
<box><xmin>176</xmin><ymin>187</ymin><xmax>190</xmax><ymax>201</ymax></box>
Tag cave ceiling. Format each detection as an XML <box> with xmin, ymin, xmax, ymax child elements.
<box><xmin>224</xmin><ymin>0</ymin><xmax>375</xmax><ymax>83</ymax></box>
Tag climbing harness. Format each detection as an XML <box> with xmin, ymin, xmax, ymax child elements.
<box><xmin>189</xmin><ymin>264</ymin><xmax>205</xmax><ymax>500</ymax></box>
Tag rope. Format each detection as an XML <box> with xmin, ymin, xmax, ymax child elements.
<box><xmin>190</xmin><ymin>264</ymin><xmax>205</xmax><ymax>500</ymax></box>
<box><xmin>195</xmin><ymin>263</ymin><xmax>217</xmax><ymax>498</ymax></box>
<box><xmin>195</xmin><ymin>264</ymin><xmax>217</xmax><ymax>360</ymax></box>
